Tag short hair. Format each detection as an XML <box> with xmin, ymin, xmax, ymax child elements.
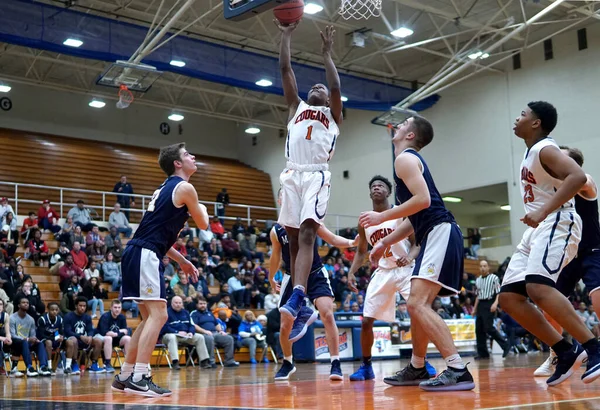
<box><xmin>29</xmin><ymin>211</ymin><xmax>35</xmax><ymax>216</ymax></box>
<box><xmin>18</xmin><ymin>297</ymin><xmax>29</xmax><ymax>305</ymax></box>
<box><xmin>197</xmin><ymin>296</ymin><xmax>206</xmax><ymax>302</ymax></box>
<box><xmin>528</xmin><ymin>101</ymin><xmax>558</xmax><ymax>135</ymax></box>
<box><xmin>158</xmin><ymin>142</ymin><xmax>186</xmax><ymax>176</ymax></box>
<box><xmin>559</xmin><ymin>145</ymin><xmax>584</xmax><ymax>167</ymax></box>
<box><xmin>47</xmin><ymin>302</ymin><xmax>59</xmax><ymax>309</ymax></box>
<box><xmin>368</xmin><ymin>175</ymin><xmax>393</xmax><ymax>194</ymax></box>
<box><xmin>75</xmin><ymin>296</ymin><xmax>88</xmax><ymax>305</ymax></box>
<box><xmin>111</xmin><ymin>299</ymin><xmax>121</xmax><ymax>306</ymax></box>
<box><xmin>408</xmin><ymin>115</ymin><xmax>434</xmax><ymax>148</ymax></box>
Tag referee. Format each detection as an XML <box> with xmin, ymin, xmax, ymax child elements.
<box><xmin>474</xmin><ymin>260</ymin><xmax>510</xmax><ymax>358</ymax></box>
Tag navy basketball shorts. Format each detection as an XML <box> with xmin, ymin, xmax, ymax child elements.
<box><xmin>121</xmin><ymin>245</ymin><xmax>166</xmax><ymax>302</ymax></box>
<box><xmin>279</xmin><ymin>267</ymin><xmax>334</xmax><ymax>307</ymax></box>
<box><xmin>556</xmin><ymin>249</ymin><xmax>600</xmax><ymax>298</ymax></box>
<box><xmin>41</xmin><ymin>339</ymin><xmax>64</xmax><ymax>350</ymax></box>
<box><xmin>412</xmin><ymin>222</ymin><xmax>463</xmax><ymax>296</ymax></box>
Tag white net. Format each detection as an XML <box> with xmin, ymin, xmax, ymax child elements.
<box><xmin>116</xmin><ymin>85</ymin><xmax>134</xmax><ymax>110</ymax></box>
<box><xmin>338</xmin><ymin>0</ymin><xmax>382</xmax><ymax>20</ymax></box>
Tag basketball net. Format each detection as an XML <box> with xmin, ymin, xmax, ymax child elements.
<box><xmin>116</xmin><ymin>85</ymin><xmax>134</xmax><ymax>109</ymax></box>
<box><xmin>338</xmin><ymin>0</ymin><xmax>382</xmax><ymax>20</ymax></box>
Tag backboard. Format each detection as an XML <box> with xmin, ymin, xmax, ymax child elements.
<box><xmin>223</xmin><ymin>0</ymin><xmax>282</xmax><ymax>21</ymax></box>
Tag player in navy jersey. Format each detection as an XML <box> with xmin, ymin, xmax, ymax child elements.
<box><xmin>112</xmin><ymin>143</ymin><xmax>209</xmax><ymax>397</ymax></box>
<box><xmin>359</xmin><ymin>116</ymin><xmax>474</xmax><ymax>391</ymax></box>
<box><xmin>38</xmin><ymin>302</ymin><xmax>73</xmax><ymax>375</ymax></box>
<box><xmin>269</xmin><ymin>213</ymin><xmax>356</xmax><ymax>381</ymax></box>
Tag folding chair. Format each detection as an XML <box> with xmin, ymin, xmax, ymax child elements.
<box><xmin>185</xmin><ymin>346</ymin><xmax>196</xmax><ymax>367</ymax></box>
<box><xmin>268</xmin><ymin>346</ymin><xmax>278</xmax><ymax>364</ymax></box>
<box><xmin>215</xmin><ymin>348</ymin><xmax>224</xmax><ymax>367</ymax></box>
<box><xmin>112</xmin><ymin>346</ymin><xmax>125</xmax><ymax>367</ymax></box>
<box><xmin>154</xmin><ymin>344</ymin><xmax>171</xmax><ymax>369</ymax></box>
<box><xmin>3</xmin><ymin>352</ymin><xmax>11</xmax><ymax>378</ymax></box>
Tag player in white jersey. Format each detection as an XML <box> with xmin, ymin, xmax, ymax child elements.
<box><xmin>498</xmin><ymin>101</ymin><xmax>600</xmax><ymax>386</ymax></box>
<box><xmin>275</xmin><ymin>21</ymin><xmax>343</xmax><ymax>329</ymax></box>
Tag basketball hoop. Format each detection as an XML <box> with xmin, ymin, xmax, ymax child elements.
<box><xmin>338</xmin><ymin>0</ymin><xmax>381</xmax><ymax>20</ymax></box>
<box><xmin>116</xmin><ymin>85</ymin><xmax>134</xmax><ymax>109</ymax></box>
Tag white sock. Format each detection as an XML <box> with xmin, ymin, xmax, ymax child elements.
<box><xmin>48</xmin><ymin>360</ymin><xmax>52</xmax><ymax>369</ymax></box>
<box><xmin>119</xmin><ymin>362</ymin><xmax>134</xmax><ymax>381</ymax></box>
<box><xmin>330</xmin><ymin>355</ymin><xmax>340</xmax><ymax>363</ymax></box>
<box><xmin>132</xmin><ymin>362</ymin><xmax>149</xmax><ymax>382</ymax></box>
<box><xmin>445</xmin><ymin>354</ymin><xmax>465</xmax><ymax>370</ymax></box>
<box><xmin>285</xmin><ymin>355</ymin><xmax>293</xmax><ymax>364</ymax></box>
<box><xmin>66</xmin><ymin>358</ymin><xmax>72</xmax><ymax>368</ymax></box>
<box><xmin>293</xmin><ymin>285</ymin><xmax>306</xmax><ymax>294</ymax></box>
<box><xmin>410</xmin><ymin>355</ymin><xmax>425</xmax><ymax>369</ymax></box>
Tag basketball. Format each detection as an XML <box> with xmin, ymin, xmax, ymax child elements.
<box><xmin>273</xmin><ymin>0</ymin><xmax>304</xmax><ymax>25</ymax></box>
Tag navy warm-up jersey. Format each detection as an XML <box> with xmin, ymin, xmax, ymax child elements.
<box><xmin>575</xmin><ymin>194</ymin><xmax>600</xmax><ymax>252</ymax></box>
<box><xmin>128</xmin><ymin>176</ymin><xmax>190</xmax><ymax>258</ymax></box>
<box><xmin>274</xmin><ymin>223</ymin><xmax>322</xmax><ymax>273</ymax></box>
<box><xmin>394</xmin><ymin>149</ymin><xmax>455</xmax><ymax>244</ymax></box>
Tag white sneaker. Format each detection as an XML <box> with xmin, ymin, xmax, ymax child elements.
<box><xmin>26</xmin><ymin>367</ymin><xmax>39</xmax><ymax>377</ymax></box>
<box><xmin>10</xmin><ymin>368</ymin><xmax>24</xmax><ymax>378</ymax></box>
<box><xmin>534</xmin><ymin>351</ymin><xmax>557</xmax><ymax>377</ymax></box>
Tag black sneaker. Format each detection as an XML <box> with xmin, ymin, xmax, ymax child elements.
<box><xmin>39</xmin><ymin>366</ymin><xmax>52</xmax><ymax>377</ymax></box>
<box><xmin>124</xmin><ymin>375</ymin><xmax>172</xmax><ymax>397</ymax></box>
<box><xmin>547</xmin><ymin>341</ymin><xmax>587</xmax><ymax>386</ymax></box>
<box><xmin>274</xmin><ymin>360</ymin><xmax>296</xmax><ymax>381</ymax></box>
<box><xmin>329</xmin><ymin>359</ymin><xmax>343</xmax><ymax>381</ymax></box>
<box><xmin>383</xmin><ymin>363</ymin><xmax>431</xmax><ymax>386</ymax></box>
<box><xmin>582</xmin><ymin>350</ymin><xmax>600</xmax><ymax>384</ymax></box>
<box><xmin>502</xmin><ymin>342</ymin><xmax>511</xmax><ymax>358</ymax></box>
<box><xmin>63</xmin><ymin>367</ymin><xmax>72</xmax><ymax>375</ymax></box>
<box><xmin>111</xmin><ymin>375</ymin><xmax>128</xmax><ymax>392</ymax></box>
<box><xmin>172</xmin><ymin>360</ymin><xmax>181</xmax><ymax>371</ymax></box>
<box><xmin>419</xmin><ymin>366</ymin><xmax>475</xmax><ymax>391</ymax></box>
<box><xmin>200</xmin><ymin>359</ymin><xmax>212</xmax><ymax>369</ymax></box>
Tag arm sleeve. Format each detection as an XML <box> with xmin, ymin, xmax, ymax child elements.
<box><xmin>63</xmin><ymin>315</ymin><xmax>75</xmax><ymax>338</ymax></box>
<box><xmin>37</xmin><ymin>316</ymin><xmax>45</xmax><ymax>340</ymax></box>
<box><xmin>86</xmin><ymin>315</ymin><xmax>94</xmax><ymax>336</ymax></box>
<box><xmin>118</xmin><ymin>315</ymin><xmax>127</xmax><ymax>330</ymax></box>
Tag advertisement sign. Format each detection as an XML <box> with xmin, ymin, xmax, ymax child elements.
<box><xmin>391</xmin><ymin>319</ymin><xmax>476</xmax><ymax>348</ymax></box>
<box><xmin>314</xmin><ymin>328</ymin><xmax>353</xmax><ymax>360</ymax></box>
<box><xmin>371</xmin><ymin>326</ymin><xmax>397</xmax><ymax>357</ymax></box>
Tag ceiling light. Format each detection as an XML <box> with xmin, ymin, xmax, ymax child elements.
<box><xmin>468</xmin><ymin>51</ymin><xmax>483</xmax><ymax>60</ymax></box>
<box><xmin>500</xmin><ymin>204</ymin><xmax>511</xmax><ymax>211</ymax></box>
<box><xmin>480</xmin><ymin>53</ymin><xmax>490</xmax><ymax>59</ymax></box>
<box><xmin>304</xmin><ymin>3</ymin><xmax>324</xmax><ymax>14</ymax></box>
<box><xmin>88</xmin><ymin>100</ymin><xmax>106</xmax><ymax>108</ymax></box>
<box><xmin>0</xmin><ymin>85</ymin><xmax>11</xmax><ymax>93</ymax></box>
<box><xmin>169</xmin><ymin>60</ymin><xmax>186</xmax><ymax>68</ymax></box>
<box><xmin>255</xmin><ymin>79</ymin><xmax>273</xmax><ymax>87</ymax></box>
<box><xmin>168</xmin><ymin>113</ymin><xmax>184</xmax><ymax>121</ymax></box>
<box><xmin>390</xmin><ymin>27</ymin><xmax>414</xmax><ymax>39</ymax></box>
<box><xmin>245</xmin><ymin>127</ymin><xmax>261</xmax><ymax>135</ymax></box>
<box><xmin>341</xmin><ymin>96</ymin><xmax>348</xmax><ymax>102</ymax></box>
<box><xmin>442</xmin><ymin>196</ymin><xmax>462</xmax><ymax>203</ymax></box>
<box><xmin>63</xmin><ymin>38</ymin><xmax>83</xmax><ymax>48</ymax></box>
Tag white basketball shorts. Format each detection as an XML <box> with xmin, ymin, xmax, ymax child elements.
<box><xmin>363</xmin><ymin>266</ymin><xmax>412</xmax><ymax>322</ymax></box>
<box><xmin>278</xmin><ymin>168</ymin><xmax>331</xmax><ymax>229</ymax></box>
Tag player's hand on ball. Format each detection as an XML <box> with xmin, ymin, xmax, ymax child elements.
<box><xmin>520</xmin><ymin>208</ymin><xmax>547</xmax><ymax>228</ymax></box>
<box><xmin>273</xmin><ymin>19</ymin><xmax>299</xmax><ymax>33</ymax></box>
<box><xmin>359</xmin><ymin>211</ymin><xmax>383</xmax><ymax>228</ymax></box>
<box><xmin>320</xmin><ymin>25</ymin><xmax>335</xmax><ymax>54</ymax></box>
<box><xmin>181</xmin><ymin>259</ymin><xmax>199</xmax><ymax>282</ymax></box>
<box><xmin>369</xmin><ymin>241</ymin><xmax>386</xmax><ymax>264</ymax></box>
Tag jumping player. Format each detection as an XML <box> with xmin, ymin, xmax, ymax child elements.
<box><xmin>348</xmin><ymin>176</ymin><xmax>436</xmax><ymax>383</ymax></box>
<box><xmin>498</xmin><ymin>102</ymin><xmax>600</xmax><ymax>386</ymax></box>
<box><xmin>111</xmin><ymin>143</ymin><xmax>209</xmax><ymax>397</ymax></box>
<box><xmin>269</xmin><ymin>203</ymin><xmax>357</xmax><ymax>381</ymax></box>
<box><xmin>534</xmin><ymin>146</ymin><xmax>600</xmax><ymax>377</ymax></box>
<box><xmin>275</xmin><ymin>21</ymin><xmax>343</xmax><ymax>328</ymax></box>
<box><xmin>359</xmin><ymin>116</ymin><xmax>475</xmax><ymax>391</ymax></box>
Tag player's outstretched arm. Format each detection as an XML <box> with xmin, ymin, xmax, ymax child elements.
<box><xmin>346</xmin><ymin>224</ymin><xmax>368</xmax><ymax>293</ymax></box>
<box><xmin>521</xmin><ymin>146</ymin><xmax>586</xmax><ymax>228</ymax></box>
<box><xmin>316</xmin><ymin>225</ymin><xmax>357</xmax><ymax>248</ymax></box>
<box><xmin>275</xmin><ymin>20</ymin><xmax>301</xmax><ymax>120</ymax></box>
<box><xmin>369</xmin><ymin>219</ymin><xmax>414</xmax><ymax>264</ymax></box>
<box><xmin>580</xmin><ymin>174</ymin><xmax>598</xmax><ymax>200</ymax></box>
<box><xmin>359</xmin><ymin>154</ymin><xmax>430</xmax><ymax>228</ymax></box>
<box><xmin>321</xmin><ymin>26</ymin><xmax>343</xmax><ymax>126</ymax></box>
<box><xmin>268</xmin><ymin>228</ymin><xmax>282</xmax><ymax>292</ymax></box>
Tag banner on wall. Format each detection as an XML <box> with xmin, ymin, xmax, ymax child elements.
<box><xmin>314</xmin><ymin>328</ymin><xmax>353</xmax><ymax>360</ymax></box>
<box><xmin>371</xmin><ymin>326</ymin><xmax>396</xmax><ymax>357</ymax></box>
<box><xmin>391</xmin><ymin>319</ymin><xmax>476</xmax><ymax>347</ymax></box>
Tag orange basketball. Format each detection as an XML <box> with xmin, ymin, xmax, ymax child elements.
<box><xmin>273</xmin><ymin>0</ymin><xmax>304</xmax><ymax>25</ymax></box>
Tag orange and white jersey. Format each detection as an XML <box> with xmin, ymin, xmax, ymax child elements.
<box><xmin>365</xmin><ymin>218</ymin><xmax>411</xmax><ymax>270</ymax></box>
<box><xmin>285</xmin><ymin>100</ymin><xmax>340</xmax><ymax>167</ymax></box>
<box><xmin>520</xmin><ymin>137</ymin><xmax>575</xmax><ymax>215</ymax></box>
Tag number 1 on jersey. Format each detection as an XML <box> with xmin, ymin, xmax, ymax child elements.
<box><xmin>305</xmin><ymin>125</ymin><xmax>313</xmax><ymax>140</ymax></box>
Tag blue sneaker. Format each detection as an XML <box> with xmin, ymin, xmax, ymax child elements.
<box><xmin>425</xmin><ymin>361</ymin><xmax>437</xmax><ymax>377</ymax></box>
<box><xmin>250</xmin><ymin>359</ymin><xmax>258</xmax><ymax>364</ymax></box>
<box><xmin>274</xmin><ymin>360</ymin><xmax>296</xmax><ymax>381</ymax></box>
<box><xmin>89</xmin><ymin>362</ymin><xmax>106</xmax><ymax>373</ymax></box>
<box><xmin>547</xmin><ymin>341</ymin><xmax>587</xmax><ymax>386</ymax></box>
<box><xmin>279</xmin><ymin>288</ymin><xmax>305</xmax><ymax>320</ymax></box>
<box><xmin>104</xmin><ymin>364</ymin><xmax>115</xmax><ymax>373</ymax></box>
<box><xmin>350</xmin><ymin>363</ymin><xmax>375</xmax><ymax>381</ymax></box>
<box><xmin>582</xmin><ymin>349</ymin><xmax>600</xmax><ymax>384</ymax></box>
<box><xmin>289</xmin><ymin>306</ymin><xmax>319</xmax><ymax>343</ymax></box>
<box><xmin>330</xmin><ymin>359</ymin><xmax>343</xmax><ymax>381</ymax></box>
<box><xmin>71</xmin><ymin>364</ymin><xmax>81</xmax><ymax>375</ymax></box>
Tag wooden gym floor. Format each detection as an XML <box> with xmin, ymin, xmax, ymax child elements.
<box><xmin>2</xmin><ymin>354</ymin><xmax>600</xmax><ymax>410</ymax></box>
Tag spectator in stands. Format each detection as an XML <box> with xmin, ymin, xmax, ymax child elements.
<box><xmin>37</xmin><ymin>200</ymin><xmax>61</xmax><ymax>235</ymax></box>
<box><xmin>461</xmin><ymin>272</ymin><xmax>477</xmax><ymax>303</ymax></box>
<box><xmin>108</xmin><ymin>203</ymin><xmax>132</xmax><ymax>238</ymax></box>
<box><xmin>186</xmin><ymin>239</ymin><xmax>201</xmax><ymax>268</ymax></box>
<box><xmin>104</xmin><ymin>227</ymin><xmax>119</xmax><ymax>251</ymax></box>
<box><xmin>84</xmin><ymin>260</ymin><xmax>101</xmax><ymax>281</ymax></box>
<box><xmin>49</xmin><ymin>242</ymin><xmax>71</xmax><ymax>276</ymax></box>
<box><xmin>102</xmin><ymin>252</ymin><xmax>121</xmax><ymax>291</ymax></box>
<box><xmin>191</xmin><ymin>296</ymin><xmax>239</xmax><ymax>367</ymax></box>
<box><xmin>265</xmin><ymin>306</ymin><xmax>282</xmax><ymax>359</ymax></box>
<box><xmin>87</xmin><ymin>240</ymin><xmax>107</xmax><ymax>267</ymax></box>
<box><xmin>70</xmin><ymin>241</ymin><xmax>88</xmax><ymax>271</ymax></box>
<box><xmin>173</xmin><ymin>272</ymin><xmax>198</xmax><ymax>311</ymax></box>
<box><xmin>264</xmin><ymin>287</ymin><xmax>279</xmax><ymax>314</ymax></box>
<box><xmin>95</xmin><ymin>300</ymin><xmax>131</xmax><ymax>373</ymax></box>
<box><xmin>204</xmin><ymin>237</ymin><xmax>223</xmax><ymax>262</ymax></box>
<box><xmin>432</xmin><ymin>298</ymin><xmax>451</xmax><ymax>320</ymax></box>
<box><xmin>255</xmin><ymin>271</ymin><xmax>270</xmax><ymax>296</ymax></box>
<box><xmin>112</xmin><ymin>175</ymin><xmax>135</xmax><ymax>220</ymax></box>
<box><xmin>60</xmin><ymin>276</ymin><xmax>82</xmax><ymax>314</ymax></box>
<box><xmin>197</xmin><ymin>225</ymin><xmax>213</xmax><ymax>247</ymax></box>
<box><xmin>83</xmin><ymin>277</ymin><xmax>107</xmax><ymax>319</ymax></box>
<box><xmin>9</xmin><ymin>297</ymin><xmax>51</xmax><ymax>377</ymax></box>
<box><xmin>0</xmin><ymin>225</ymin><xmax>17</xmax><ymax>261</ymax></box>
<box><xmin>27</xmin><ymin>230</ymin><xmax>49</xmax><ymax>267</ymax></box>
<box><xmin>71</xmin><ymin>226</ymin><xmax>86</xmax><ymax>250</ymax></box>
<box><xmin>173</xmin><ymin>237</ymin><xmax>188</xmax><ymax>260</ymax></box>
<box><xmin>215</xmin><ymin>258</ymin><xmax>235</xmax><ymax>285</ymax></box>
<box><xmin>240</xmin><ymin>233</ymin><xmax>264</xmax><ymax>263</ymax></box>
<box><xmin>227</xmin><ymin>270</ymin><xmax>248</xmax><ymax>308</ymax></box>
<box><xmin>4</xmin><ymin>213</ymin><xmax>19</xmax><ymax>244</ymax></box>
<box><xmin>161</xmin><ymin>255</ymin><xmax>176</xmax><ymax>284</ymax></box>
<box><xmin>85</xmin><ymin>226</ymin><xmax>102</xmax><ymax>248</ymax></box>
<box><xmin>448</xmin><ymin>297</ymin><xmax>464</xmax><ymax>319</ymax></box>
<box><xmin>0</xmin><ymin>197</ymin><xmax>14</xmax><ymax>225</ymax></box>
<box><xmin>577</xmin><ymin>302</ymin><xmax>590</xmax><ymax>322</ymax></box>
<box><xmin>343</xmin><ymin>246</ymin><xmax>356</xmax><ymax>263</ymax></box>
<box><xmin>37</xmin><ymin>302</ymin><xmax>74</xmax><ymax>374</ymax></box>
<box><xmin>238</xmin><ymin>310</ymin><xmax>268</xmax><ymax>364</ymax></box>
<box><xmin>122</xmin><ymin>300</ymin><xmax>139</xmax><ymax>318</ymax></box>
<box><xmin>587</xmin><ymin>305</ymin><xmax>600</xmax><ymax>337</ymax></box>
<box><xmin>14</xmin><ymin>278</ymin><xmax>45</xmax><ymax>322</ymax></box>
<box><xmin>468</xmin><ymin>228</ymin><xmax>482</xmax><ymax>258</ymax></box>
<box><xmin>221</xmin><ymin>233</ymin><xmax>240</xmax><ymax>259</ymax></box>
<box><xmin>351</xmin><ymin>301</ymin><xmax>360</xmax><ymax>312</ymax></box>
<box><xmin>338</xmin><ymin>301</ymin><xmax>351</xmax><ymax>313</ymax></box>
<box><xmin>0</xmin><ymin>285</ymin><xmax>13</xmax><ymax>315</ymax></box>
<box><xmin>216</xmin><ymin>301</ymin><xmax>242</xmax><ymax>336</ymax></box>
<box><xmin>63</xmin><ymin>296</ymin><xmax>104</xmax><ymax>374</ymax></box>
<box><xmin>463</xmin><ymin>297</ymin><xmax>475</xmax><ymax>316</ymax></box>
<box><xmin>59</xmin><ymin>254</ymin><xmax>85</xmax><ymax>292</ymax></box>
<box><xmin>215</xmin><ymin>188</ymin><xmax>229</xmax><ymax>225</ymax></box>
<box><xmin>1</xmin><ymin>262</ymin><xmax>17</xmax><ymax>301</ymax></box>
<box><xmin>232</xmin><ymin>218</ymin><xmax>246</xmax><ymax>242</ymax></box>
<box><xmin>0</xmin><ymin>299</ymin><xmax>10</xmax><ymax>376</ymax></box>
<box><xmin>179</xmin><ymin>222</ymin><xmax>193</xmax><ymax>240</ymax></box>
<box><xmin>67</xmin><ymin>200</ymin><xmax>95</xmax><ymax>232</ymax></box>
<box><xmin>210</xmin><ymin>216</ymin><xmax>225</xmax><ymax>240</ymax></box>
<box><xmin>195</xmin><ymin>267</ymin><xmax>210</xmax><ymax>299</ymax></box>
<box><xmin>58</xmin><ymin>216</ymin><xmax>74</xmax><ymax>246</ymax></box>
<box><xmin>161</xmin><ymin>296</ymin><xmax>211</xmax><ymax>370</ymax></box>
<box><xmin>20</xmin><ymin>211</ymin><xmax>38</xmax><ymax>245</ymax></box>
<box><xmin>396</xmin><ymin>300</ymin><xmax>410</xmax><ymax>322</ymax></box>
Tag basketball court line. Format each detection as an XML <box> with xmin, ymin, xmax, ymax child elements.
<box><xmin>483</xmin><ymin>395</ymin><xmax>600</xmax><ymax>409</ymax></box>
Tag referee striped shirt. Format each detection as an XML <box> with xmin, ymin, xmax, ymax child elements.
<box><xmin>475</xmin><ymin>274</ymin><xmax>500</xmax><ymax>301</ymax></box>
